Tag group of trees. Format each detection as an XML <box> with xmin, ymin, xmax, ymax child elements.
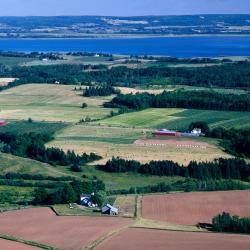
<box><xmin>188</xmin><ymin>122</ymin><xmax>250</xmax><ymax>157</ymax></box>
<box><xmin>103</xmin><ymin>157</ymin><xmax>250</xmax><ymax>181</ymax></box>
<box><xmin>0</xmin><ymin>132</ymin><xmax>101</xmax><ymax>166</ymax></box>
<box><xmin>83</xmin><ymin>85</ymin><xmax>118</xmax><ymax>97</ymax></box>
<box><xmin>105</xmin><ymin>90</ymin><xmax>250</xmax><ymax>112</ymax></box>
<box><xmin>33</xmin><ymin>179</ymin><xmax>106</xmax><ymax>206</ymax></box>
<box><xmin>212</xmin><ymin>212</ymin><xmax>250</xmax><ymax>234</ymax></box>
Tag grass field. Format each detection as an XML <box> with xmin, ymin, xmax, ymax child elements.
<box><xmin>100</xmin><ymin>108</ymin><xmax>250</xmax><ymax>130</ymax></box>
<box><xmin>0</xmin><ymin>152</ymin><xmax>70</xmax><ymax>177</ymax></box>
<box><xmin>0</xmin><ymin>121</ymin><xmax>67</xmax><ymax>135</ymax></box>
<box><xmin>0</xmin><ymin>84</ymin><xmax>115</xmax><ymax>122</ymax></box>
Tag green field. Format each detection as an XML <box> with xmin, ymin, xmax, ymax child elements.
<box><xmin>100</xmin><ymin>108</ymin><xmax>250</xmax><ymax>130</ymax></box>
<box><xmin>0</xmin><ymin>121</ymin><xmax>68</xmax><ymax>135</ymax></box>
<box><xmin>0</xmin><ymin>152</ymin><xmax>71</xmax><ymax>177</ymax></box>
<box><xmin>0</xmin><ymin>84</ymin><xmax>115</xmax><ymax>122</ymax></box>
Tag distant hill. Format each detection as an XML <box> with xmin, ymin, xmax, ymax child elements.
<box><xmin>1</xmin><ymin>15</ymin><xmax>250</xmax><ymax>38</ymax></box>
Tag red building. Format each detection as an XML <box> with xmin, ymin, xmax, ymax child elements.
<box><xmin>153</xmin><ymin>129</ymin><xmax>181</xmax><ymax>137</ymax></box>
<box><xmin>0</xmin><ymin>120</ymin><xmax>8</xmax><ymax>126</ymax></box>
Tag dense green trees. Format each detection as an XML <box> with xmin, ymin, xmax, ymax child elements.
<box><xmin>33</xmin><ymin>179</ymin><xmax>106</xmax><ymax>205</ymax></box>
<box><xmin>103</xmin><ymin>157</ymin><xmax>250</xmax><ymax>181</ymax></box>
<box><xmin>0</xmin><ymin>132</ymin><xmax>101</xmax><ymax>166</ymax></box>
<box><xmin>212</xmin><ymin>212</ymin><xmax>250</xmax><ymax>234</ymax></box>
<box><xmin>105</xmin><ymin>90</ymin><xmax>250</xmax><ymax>111</ymax></box>
<box><xmin>83</xmin><ymin>85</ymin><xmax>118</xmax><ymax>97</ymax></box>
<box><xmin>1</xmin><ymin>61</ymin><xmax>250</xmax><ymax>89</ymax></box>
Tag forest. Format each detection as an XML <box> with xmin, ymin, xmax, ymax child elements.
<box><xmin>102</xmin><ymin>157</ymin><xmax>250</xmax><ymax>181</ymax></box>
<box><xmin>105</xmin><ymin>90</ymin><xmax>250</xmax><ymax>111</ymax></box>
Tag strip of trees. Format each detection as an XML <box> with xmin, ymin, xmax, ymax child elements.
<box><xmin>102</xmin><ymin>157</ymin><xmax>250</xmax><ymax>181</ymax></box>
<box><xmin>83</xmin><ymin>85</ymin><xmax>118</xmax><ymax>97</ymax></box>
<box><xmin>105</xmin><ymin>90</ymin><xmax>250</xmax><ymax>111</ymax></box>
<box><xmin>1</xmin><ymin>61</ymin><xmax>250</xmax><ymax>89</ymax></box>
<box><xmin>212</xmin><ymin>212</ymin><xmax>250</xmax><ymax>234</ymax></box>
<box><xmin>0</xmin><ymin>132</ymin><xmax>101</xmax><ymax>166</ymax></box>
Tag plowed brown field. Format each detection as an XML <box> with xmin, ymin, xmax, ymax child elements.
<box><xmin>95</xmin><ymin>228</ymin><xmax>250</xmax><ymax>250</ymax></box>
<box><xmin>0</xmin><ymin>239</ymin><xmax>40</xmax><ymax>250</ymax></box>
<box><xmin>0</xmin><ymin>207</ymin><xmax>133</xmax><ymax>250</ymax></box>
<box><xmin>142</xmin><ymin>190</ymin><xmax>250</xmax><ymax>225</ymax></box>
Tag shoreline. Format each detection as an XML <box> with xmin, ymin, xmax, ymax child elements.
<box><xmin>1</xmin><ymin>34</ymin><xmax>250</xmax><ymax>40</ymax></box>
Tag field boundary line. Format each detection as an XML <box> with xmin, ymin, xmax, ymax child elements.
<box><xmin>83</xmin><ymin>223</ymin><xmax>134</xmax><ymax>250</ymax></box>
<box><xmin>0</xmin><ymin>233</ymin><xmax>61</xmax><ymax>250</ymax></box>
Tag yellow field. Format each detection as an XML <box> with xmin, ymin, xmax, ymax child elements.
<box><xmin>113</xmin><ymin>196</ymin><xmax>137</xmax><ymax>218</ymax></box>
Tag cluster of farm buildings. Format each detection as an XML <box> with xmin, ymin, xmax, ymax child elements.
<box><xmin>153</xmin><ymin>128</ymin><xmax>204</xmax><ymax>137</ymax></box>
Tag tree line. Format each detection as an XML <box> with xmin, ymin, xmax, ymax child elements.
<box><xmin>1</xmin><ymin>61</ymin><xmax>250</xmax><ymax>89</ymax></box>
<box><xmin>102</xmin><ymin>157</ymin><xmax>250</xmax><ymax>181</ymax></box>
<box><xmin>212</xmin><ymin>212</ymin><xmax>250</xmax><ymax>234</ymax></box>
<box><xmin>0</xmin><ymin>132</ymin><xmax>101</xmax><ymax>166</ymax></box>
<box><xmin>105</xmin><ymin>90</ymin><xmax>250</xmax><ymax>111</ymax></box>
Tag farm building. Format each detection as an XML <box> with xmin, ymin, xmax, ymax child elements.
<box><xmin>79</xmin><ymin>193</ymin><xmax>97</xmax><ymax>207</ymax></box>
<box><xmin>153</xmin><ymin>129</ymin><xmax>181</xmax><ymax>137</ymax></box>
<box><xmin>101</xmin><ymin>204</ymin><xmax>119</xmax><ymax>215</ymax></box>
<box><xmin>0</xmin><ymin>120</ymin><xmax>8</xmax><ymax>126</ymax></box>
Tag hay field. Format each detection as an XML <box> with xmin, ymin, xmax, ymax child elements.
<box><xmin>0</xmin><ymin>84</ymin><xmax>115</xmax><ymax>122</ymax></box>
<box><xmin>100</xmin><ymin>108</ymin><xmax>250</xmax><ymax>130</ymax></box>
<box><xmin>49</xmin><ymin>124</ymin><xmax>230</xmax><ymax>165</ymax></box>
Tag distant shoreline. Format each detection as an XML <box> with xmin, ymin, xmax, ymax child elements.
<box><xmin>1</xmin><ymin>34</ymin><xmax>250</xmax><ymax>40</ymax></box>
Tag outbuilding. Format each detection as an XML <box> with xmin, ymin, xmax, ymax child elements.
<box><xmin>101</xmin><ymin>204</ymin><xmax>118</xmax><ymax>215</ymax></box>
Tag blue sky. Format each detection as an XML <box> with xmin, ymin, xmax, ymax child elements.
<box><xmin>1</xmin><ymin>0</ymin><xmax>250</xmax><ymax>16</ymax></box>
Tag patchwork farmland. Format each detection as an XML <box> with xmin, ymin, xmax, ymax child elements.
<box><xmin>0</xmin><ymin>207</ymin><xmax>133</xmax><ymax>250</ymax></box>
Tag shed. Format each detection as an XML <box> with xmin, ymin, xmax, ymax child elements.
<box><xmin>101</xmin><ymin>204</ymin><xmax>118</xmax><ymax>215</ymax></box>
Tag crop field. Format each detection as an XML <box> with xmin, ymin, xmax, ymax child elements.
<box><xmin>0</xmin><ymin>207</ymin><xmax>133</xmax><ymax>250</ymax></box>
<box><xmin>142</xmin><ymin>191</ymin><xmax>250</xmax><ymax>226</ymax></box>
<box><xmin>95</xmin><ymin>228</ymin><xmax>250</xmax><ymax>250</ymax></box>
<box><xmin>100</xmin><ymin>108</ymin><xmax>250</xmax><ymax>130</ymax></box>
<box><xmin>0</xmin><ymin>84</ymin><xmax>115</xmax><ymax>122</ymax></box>
<box><xmin>49</xmin><ymin>123</ymin><xmax>230</xmax><ymax>165</ymax></box>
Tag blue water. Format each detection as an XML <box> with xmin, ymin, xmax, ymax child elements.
<box><xmin>0</xmin><ymin>36</ymin><xmax>250</xmax><ymax>57</ymax></box>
